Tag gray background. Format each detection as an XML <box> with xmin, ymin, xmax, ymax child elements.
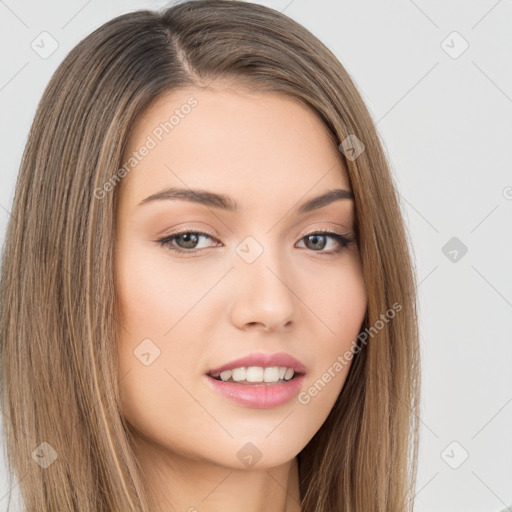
<box><xmin>1</xmin><ymin>0</ymin><xmax>511</xmax><ymax>510</ymax></box>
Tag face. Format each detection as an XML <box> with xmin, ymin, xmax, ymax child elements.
<box><xmin>114</xmin><ymin>85</ymin><xmax>368</xmax><ymax>471</ymax></box>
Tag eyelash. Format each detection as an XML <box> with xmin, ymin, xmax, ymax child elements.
<box><xmin>155</xmin><ymin>229</ymin><xmax>355</xmax><ymax>257</ymax></box>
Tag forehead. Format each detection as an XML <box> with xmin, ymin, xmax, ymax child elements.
<box><xmin>119</xmin><ymin>86</ymin><xmax>351</xmax><ymax>212</ymax></box>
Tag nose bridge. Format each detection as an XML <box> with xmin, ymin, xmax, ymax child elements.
<box><xmin>229</xmin><ymin>234</ymin><xmax>296</xmax><ymax>330</ymax></box>
<box><xmin>235</xmin><ymin>234</ymin><xmax>287</xmax><ymax>285</ymax></box>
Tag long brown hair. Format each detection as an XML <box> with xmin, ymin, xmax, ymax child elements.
<box><xmin>0</xmin><ymin>1</ymin><xmax>420</xmax><ymax>510</ymax></box>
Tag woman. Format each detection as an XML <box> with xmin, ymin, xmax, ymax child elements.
<box><xmin>0</xmin><ymin>1</ymin><xmax>420</xmax><ymax>510</ymax></box>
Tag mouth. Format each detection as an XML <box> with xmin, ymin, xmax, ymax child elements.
<box><xmin>206</xmin><ymin>351</ymin><xmax>306</xmax><ymax>385</ymax></box>
<box><xmin>208</xmin><ymin>366</ymin><xmax>305</xmax><ymax>385</ymax></box>
<box><xmin>204</xmin><ymin>352</ymin><xmax>307</xmax><ymax>408</ymax></box>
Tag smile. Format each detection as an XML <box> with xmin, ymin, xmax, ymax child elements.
<box><xmin>209</xmin><ymin>365</ymin><xmax>297</xmax><ymax>384</ymax></box>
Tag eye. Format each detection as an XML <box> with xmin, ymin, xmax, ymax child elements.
<box><xmin>155</xmin><ymin>230</ymin><xmax>355</xmax><ymax>256</ymax></box>
<box><xmin>296</xmin><ymin>231</ymin><xmax>354</xmax><ymax>254</ymax></box>
<box><xmin>156</xmin><ymin>230</ymin><xmax>219</xmax><ymax>255</ymax></box>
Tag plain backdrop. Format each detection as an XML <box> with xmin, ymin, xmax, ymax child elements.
<box><xmin>1</xmin><ymin>1</ymin><xmax>511</xmax><ymax>510</ymax></box>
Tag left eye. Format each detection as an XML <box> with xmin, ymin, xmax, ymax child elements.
<box><xmin>297</xmin><ymin>232</ymin><xmax>353</xmax><ymax>252</ymax></box>
<box><xmin>155</xmin><ymin>230</ymin><xmax>354</xmax><ymax>256</ymax></box>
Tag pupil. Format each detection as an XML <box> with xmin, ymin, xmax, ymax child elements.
<box><xmin>179</xmin><ymin>233</ymin><xmax>198</xmax><ymax>248</ymax></box>
<box><xmin>307</xmin><ymin>234</ymin><xmax>326</xmax><ymax>250</ymax></box>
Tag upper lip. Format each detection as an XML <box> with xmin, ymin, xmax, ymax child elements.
<box><xmin>207</xmin><ymin>352</ymin><xmax>306</xmax><ymax>376</ymax></box>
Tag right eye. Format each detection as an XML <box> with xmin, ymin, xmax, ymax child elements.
<box><xmin>155</xmin><ymin>230</ymin><xmax>220</xmax><ymax>256</ymax></box>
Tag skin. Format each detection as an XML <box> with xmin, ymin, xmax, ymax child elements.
<box><xmin>114</xmin><ymin>83</ymin><xmax>368</xmax><ymax>512</ymax></box>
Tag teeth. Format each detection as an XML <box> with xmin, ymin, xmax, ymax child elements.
<box><xmin>219</xmin><ymin>370</ymin><xmax>232</xmax><ymax>381</ymax></box>
<box><xmin>217</xmin><ymin>366</ymin><xmax>296</xmax><ymax>383</ymax></box>
<box><xmin>232</xmin><ymin>368</ymin><xmax>246</xmax><ymax>382</ymax></box>
<box><xmin>246</xmin><ymin>366</ymin><xmax>263</xmax><ymax>382</ymax></box>
<box><xmin>263</xmin><ymin>367</ymin><xmax>280</xmax><ymax>382</ymax></box>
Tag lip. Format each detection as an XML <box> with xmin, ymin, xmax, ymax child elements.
<box><xmin>205</xmin><ymin>374</ymin><xmax>306</xmax><ymax>409</ymax></box>
<box><xmin>207</xmin><ymin>352</ymin><xmax>306</xmax><ymax>376</ymax></box>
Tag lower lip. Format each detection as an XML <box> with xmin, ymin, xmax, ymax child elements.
<box><xmin>205</xmin><ymin>374</ymin><xmax>306</xmax><ymax>409</ymax></box>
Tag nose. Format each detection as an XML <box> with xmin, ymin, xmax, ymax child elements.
<box><xmin>228</xmin><ymin>245</ymin><xmax>296</xmax><ymax>332</ymax></box>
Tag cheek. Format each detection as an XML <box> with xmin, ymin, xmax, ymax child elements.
<box><xmin>115</xmin><ymin>241</ymin><xmax>201</xmax><ymax>336</ymax></box>
<box><xmin>114</xmin><ymin>243</ymin><xmax>218</xmax><ymax>436</ymax></box>
<box><xmin>301</xmin><ymin>252</ymin><xmax>367</xmax><ymax>340</ymax></box>
<box><xmin>296</xmin><ymin>255</ymin><xmax>367</xmax><ymax>414</ymax></box>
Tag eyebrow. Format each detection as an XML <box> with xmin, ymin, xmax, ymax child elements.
<box><xmin>138</xmin><ymin>187</ymin><xmax>354</xmax><ymax>214</ymax></box>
